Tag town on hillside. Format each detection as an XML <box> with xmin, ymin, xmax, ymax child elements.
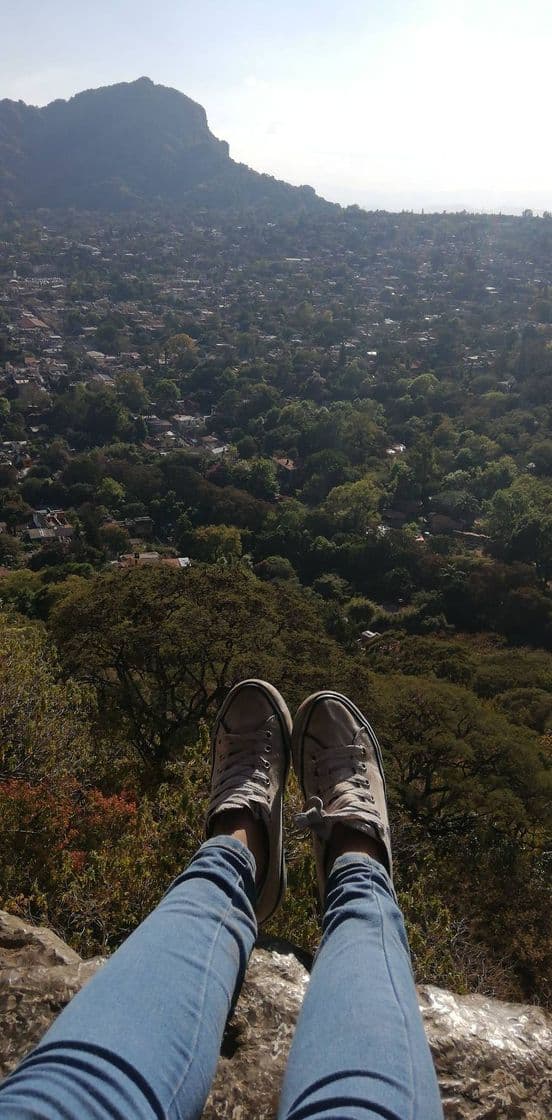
<box><xmin>0</xmin><ymin>208</ymin><xmax>550</xmax><ymax>614</ymax></box>
<box><xmin>1</xmin><ymin>202</ymin><xmax>551</xmax><ymax>1008</ymax></box>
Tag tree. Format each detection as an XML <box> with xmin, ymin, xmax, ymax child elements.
<box><xmin>0</xmin><ymin>463</ymin><xmax>17</xmax><ymax>490</ymax></box>
<box><xmin>322</xmin><ymin>477</ymin><xmax>381</xmax><ymax>533</ymax></box>
<box><xmin>50</xmin><ymin>565</ymin><xmax>349</xmax><ymax>773</ymax></box>
<box><xmin>166</xmin><ymin>333</ymin><xmax>197</xmax><ymax>360</ymax></box>
<box><xmin>407</xmin><ymin>437</ymin><xmax>438</xmax><ymax>515</ymax></box>
<box><xmin>484</xmin><ymin>486</ymin><xmax>532</xmax><ymax>551</ymax></box>
<box><xmin>155</xmin><ymin>379</ymin><xmax>179</xmax><ymax>407</ymax></box>
<box><xmin>98</xmin><ymin>477</ymin><xmax>126</xmax><ymax>513</ymax></box>
<box><xmin>84</xmin><ymin>389</ymin><xmax>128</xmax><ymax>445</ymax></box>
<box><xmin>236</xmin><ymin>435</ymin><xmax>258</xmax><ymax>460</ymax></box>
<box><xmin>508</xmin><ymin>516</ymin><xmax>552</xmax><ymax>589</ymax></box>
<box><xmin>378</xmin><ymin>673</ymin><xmax>548</xmax><ymax>834</ymax></box>
<box><xmin>99</xmin><ymin>523</ymin><xmax>131</xmax><ymax>558</ymax></box>
<box><xmin>430</xmin><ymin>489</ymin><xmax>481</xmax><ymax>526</ymax></box>
<box><xmin>254</xmin><ymin>556</ymin><xmax>297</xmax><ymax>582</ymax></box>
<box><xmin>42</xmin><ymin>438</ymin><xmax>70</xmax><ymax>472</ymax></box>
<box><xmin>345</xmin><ymin>596</ymin><xmax>378</xmax><ymax>629</ymax></box>
<box><xmin>189</xmin><ymin>524</ymin><xmax>242</xmax><ymax>563</ymax></box>
<box><xmin>247</xmin><ymin>458</ymin><xmax>279</xmax><ymax>500</ymax></box>
<box><xmin>62</xmin><ymin>453</ymin><xmax>104</xmax><ymax>489</ymax></box>
<box><xmin>0</xmin><ymin>613</ymin><xmax>93</xmax><ymax>782</ymax></box>
<box><xmin>0</xmin><ymin>492</ymin><xmax>32</xmax><ymax>533</ymax></box>
<box><xmin>474</xmin><ymin>457</ymin><xmax>518</xmax><ymax>499</ymax></box>
<box><xmin>312</xmin><ymin>573</ymin><xmax>351</xmax><ymax>602</ymax></box>
<box><xmin>117</xmin><ymin>371</ymin><xmax>150</xmax><ymax>413</ymax></box>
<box><xmin>304</xmin><ymin>449</ymin><xmax>350</xmax><ymax>483</ymax></box>
<box><xmin>530</xmin><ymin>440</ymin><xmax>552</xmax><ymax>477</ymax></box>
<box><xmin>0</xmin><ymin>533</ymin><xmax>23</xmax><ymax>567</ymax></box>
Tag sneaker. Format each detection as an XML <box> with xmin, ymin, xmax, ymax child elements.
<box><xmin>292</xmin><ymin>691</ymin><xmax>392</xmax><ymax>901</ymax></box>
<box><xmin>206</xmin><ymin>679</ymin><xmax>292</xmax><ymax>924</ymax></box>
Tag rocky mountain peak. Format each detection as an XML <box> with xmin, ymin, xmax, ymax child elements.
<box><xmin>0</xmin><ymin>78</ymin><xmax>330</xmax><ymax>214</ymax></box>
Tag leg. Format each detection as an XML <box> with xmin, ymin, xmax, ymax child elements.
<box><xmin>285</xmin><ymin>691</ymin><xmax>443</xmax><ymax>1120</ymax></box>
<box><xmin>0</xmin><ymin>836</ymin><xmax>257</xmax><ymax>1120</ymax></box>
<box><xmin>1</xmin><ymin>678</ymin><xmax>292</xmax><ymax>1120</ymax></box>
<box><xmin>278</xmin><ymin>853</ymin><xmax>443</xmax><ymax>1120</ymax></box>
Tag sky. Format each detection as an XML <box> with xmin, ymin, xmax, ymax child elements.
<box><xmin>2</xmin><ymin>0</ymin><xmax>551</xmax><ymax>213</ymax></box>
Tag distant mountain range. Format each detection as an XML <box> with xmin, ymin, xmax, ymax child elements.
<box><xmin>0</xmin><ymin>77</ymin><xmax>333</xmax><ymax>214</ymax></box>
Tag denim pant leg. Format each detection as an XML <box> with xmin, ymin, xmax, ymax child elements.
<box><xmin>278</xmin><ymin>854</ymin><xmax>443</xmax><ymax>1120</ymax></box>
<box><xmin>0</xmin><ymin>837</ymin><xmax>257</xmax><ymax>1120</ymax></box>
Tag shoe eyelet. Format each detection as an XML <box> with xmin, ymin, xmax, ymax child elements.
<box><xmin>266</xmin><ymin>731</ymin><xmax>272</xmax><ymax>739</ymax></box>
<box><xmin>262</xmin><ymin>758</ymin><xmax>270</xmax><ymax>769</ymax></box>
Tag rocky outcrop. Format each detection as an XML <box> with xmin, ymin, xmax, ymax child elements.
<box><xmin>1</xmin><ymin>912</ymin><xmax>550</xmax><ymax>1119</ymax></box>
<box><xmin>0</xmin><ymin>910</ymin><xmax>104</xmax><ymax>1080</ymax></box>
<box><xmin>418</xmin><ymin>985</ymin><xmax>551</xmax><ymax>1120</ymax></box>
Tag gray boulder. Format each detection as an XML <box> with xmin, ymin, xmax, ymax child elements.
<box><xmin>0</xmin><ymin>910</ymin><xmax>104</xmax><ymax>1080</ymax></box>
<box><xmin>1</xmin><ymin>912</ymin><xmax>550</xmax><ymax>1119</ymax></box>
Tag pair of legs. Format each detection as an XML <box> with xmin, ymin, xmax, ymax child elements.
<box><xmin>0</xmin><ymin>683</ymin><xmax>443</xmax><ymax>1120</ymax></box>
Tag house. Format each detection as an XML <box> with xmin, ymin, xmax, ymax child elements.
<box><xmin>27</xmin><ymin>527</ymin><xmax>57</xmax><ymax>542</ymax></box>
<box><xmin>161</xmin><ymin>557</ymin><xmax>192</xmax><ymax>569</ymax></box>
<box><xmin>145</xmin><ymin>416</ymin><xmax>172</xmax><ymax>435</ymax></box>
<box><xmin>29</xmin><ymin>509</ymin><xmax>73</xmax><ymax>541</ymax></box>
<box><xmin>172</xmin><ymin>414</ymin><xmax>205</xmax><ymax>435</ymax></box>
<box><xmin>115</xmin><ymin>552</ymin><xmax>191</xmax><ymax>570</ymax></box>
<box><xmin>125</xmin><ymin>515</ymin><xmax>154</xmax><ymax>540</ymax></box>
<box><xmin>273</xmin><ymin>457</ymin><xmax>296</xmax><ymax>472</ymax></box>
<box><xmin>116</xmin><ymin>551</ymin><xmax>161</xmax><ymax>568</ymax></box>
<box><xmin>358</xmin><ymin>630</ymin><xmax>381</xmax><ymax>647</ymax></box>
<box><xmin>19</xmin><ymin>312</ymin><xmax>49</xmax><ymax>332</ymax></box>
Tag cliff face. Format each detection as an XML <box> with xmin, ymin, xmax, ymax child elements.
<box><xmin>1</xmin><ymin>911</ymin><xmax>550</xmax><ymax>1118</ymax></box>
<box><xmin>0</xmin><ymin>77</ymin><xmax>329</xmax><ymax>213</ymax></box>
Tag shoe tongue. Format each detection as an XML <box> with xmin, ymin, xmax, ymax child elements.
<box><xmin>224</xmin><ymin>712</ymin><xmax>274</xmax><ymax>738</ymax></box>
<box><xmin>310</xmin><ymin>700</ymin><xmax>357</xmax><ymax>748</ymax></box>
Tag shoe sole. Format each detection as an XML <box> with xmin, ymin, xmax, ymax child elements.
<box><xmin>291</xmin><ymin>690</ymin><xmax>387</xmax><ymax>801</ymax></box>
<box><xmin>211</xmin><ymin>679</ymin><xmax>292</xmax><ymax>925</ymax></box>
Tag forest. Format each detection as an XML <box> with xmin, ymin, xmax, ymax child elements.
<box><xmin>0</xmin><ymin>205</ymin><xmax>550</xmax><ymax>1007</ymax></box>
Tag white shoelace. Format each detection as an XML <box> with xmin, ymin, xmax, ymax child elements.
<box><xmin>210</xmin><ymin>725</ymin><xmax>273</xmax><ymax>814</ymax></box>
<box><xmin>296</xmin><ymin>740</ymin><xmax>380</xmax><ymax>835</ymax></box>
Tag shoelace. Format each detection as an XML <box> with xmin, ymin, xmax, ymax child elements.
<box><xmin>310</xmin><ymin>742</ymin><xmax>376</xmax><ymax>806</ymax></box>
<box><xmin>296</xmin><ymin>740</ymin><xmax>378</xmax><ymax>834</ymax></box>
<box><xmin>210</xmin><ymin>725</ymin><xmax>274</xmax><ymax>811</ymax></box>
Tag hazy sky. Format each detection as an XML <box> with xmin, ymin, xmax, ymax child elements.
<box><xmin>2</xmin><ymin>0</ymin><xmax>551</xmax><ymax>212</ymax></box>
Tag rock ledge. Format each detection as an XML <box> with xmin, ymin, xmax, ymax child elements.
<box><xmin>1</xmin><ymin>912</ymin><xmax>550</xmax><ymax>1119</ymax></box>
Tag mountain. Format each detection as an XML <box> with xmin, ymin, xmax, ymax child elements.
<box><xmin>0</xmin><ymin>77</ymin><xmax>332</xmax><ymax>214</ymax></box>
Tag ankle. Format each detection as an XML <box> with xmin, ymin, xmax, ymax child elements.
<box><xmin>210</xmin><ymin>808</ymin><xmax>268</xmax><ymax>887</ymax></box>
<box><xmin>326</xmin><ymin>822</ymin><xmax>387</xmax><ymax>875</ymax></box>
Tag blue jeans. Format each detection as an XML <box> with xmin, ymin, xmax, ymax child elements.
<box><xmin>0</xmin><ymin>837</ymin><xmax>443</xmax><ymax>1120</ymax></box>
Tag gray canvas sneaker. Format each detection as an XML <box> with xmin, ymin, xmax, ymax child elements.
<box><xmin>292</xmin><ymin>691</ymin><xmax>393</xmax><ymax>901</ymax></box>
<box><xmin>206</xmin><ymin>679</ymin><xmax>292</xmax><ymax>924</ymax></box>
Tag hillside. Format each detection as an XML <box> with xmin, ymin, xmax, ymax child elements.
<box><xmin>0</xmin><ymin>77</ymin><xmax>330</xmax><ymax>214</ymax></box>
